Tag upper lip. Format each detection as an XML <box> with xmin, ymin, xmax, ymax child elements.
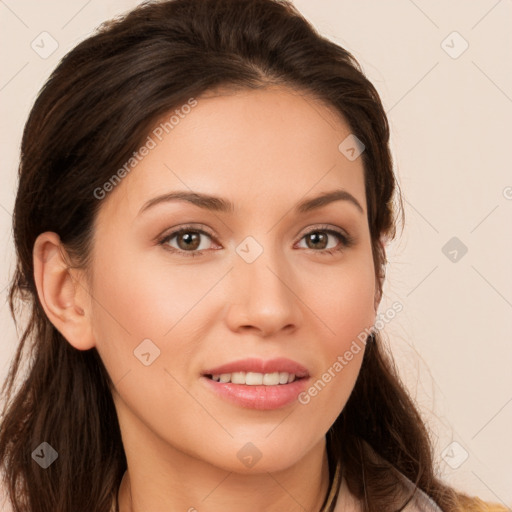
<box><xmin>202</xmin><ymin>357</ymin><xmax>310</xmax><ymax>378</ymax></box>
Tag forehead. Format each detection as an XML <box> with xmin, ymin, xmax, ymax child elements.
<box><xmin>97</xmin><ymin>85</ymin><xmax>366</xmax><ymax>222</ymax></box>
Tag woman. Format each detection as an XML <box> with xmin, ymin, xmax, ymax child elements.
<box><xmin>0</xmin><ymin>0</ymin><xmax>508</xmax><ymax>511</ymax></box>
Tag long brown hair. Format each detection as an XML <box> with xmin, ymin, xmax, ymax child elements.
<box><xmin>0</xmin><ymin>1</ymin><xmax>506</xmax><ymax>511</ymax></box>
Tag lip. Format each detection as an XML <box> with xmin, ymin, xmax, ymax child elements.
<box><xmin>201</xmin><ymin>375</ymin><xmax>310</xmax><ymax>410</ymax></box>
<box><xmin>201</xmin><ymin>357</ymin><xmax>311</xmax><ymax>411</ymax></box>
<box><xmin>202</xmin><ymin>357</ymin><xmax>310</xmax><ymax>378</ymax></box>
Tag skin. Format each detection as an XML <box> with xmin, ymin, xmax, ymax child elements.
<box><xmin>33</xmin><ymin>85</ymin><xmax>378</xmax><ymax>512</ymax></box>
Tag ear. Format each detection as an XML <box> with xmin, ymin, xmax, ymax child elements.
<box><xmin>373</xmin><ymin>234</ymin><xmax>387</xmax><ymax>312</ymax></box>
<box><xmin>33</xmin><ymin>232</ymin><xmax>95</xmax><ymax>350</ymax></box>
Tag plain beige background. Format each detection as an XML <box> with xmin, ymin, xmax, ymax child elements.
<box><xmin>1</xmin><ymin>0</ymin><xmax>511</xmax><ymax>507</ymax></box>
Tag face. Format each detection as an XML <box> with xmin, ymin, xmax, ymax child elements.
<box><xmin>87</xmin><ymin>85</ymin><xmax>377</xmax><ymax>474</ymax></box>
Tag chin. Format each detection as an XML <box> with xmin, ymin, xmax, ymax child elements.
<box><xmin>203</xmin><ymin>434</ymin><xmax>320</xmax><ymax>475</ymax></box>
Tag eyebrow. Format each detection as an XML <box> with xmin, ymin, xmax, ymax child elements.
<box><xmin>138</xmin><ymin>188</ymin><xmax>364</xmax><ymax>216</ymax></box>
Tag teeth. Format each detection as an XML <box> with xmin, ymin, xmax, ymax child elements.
<box><xmin>280</xmin><ymin>373</ymin><xmax>289</xmax><ymax>384</ymax></box>
<box><xmin>210</xmin><ymin>371</ymin><xmax>297</xmax><ymax>385</ymax></box>
<box><xmin>246</xmin><ymin>372</ymin><xmax>263</xmax><ymax>385</ymax></box>
<box><xmin>263</xmin><ymin>372</ymin><xmax>280</xmax><ymax>385</ymax></box>
<box><xmin>231</xmin><ymin>372</ymin><xmax>245</xmax><ymax>384</ymax></box>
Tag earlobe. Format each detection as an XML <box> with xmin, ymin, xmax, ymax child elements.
<box><xmin>33</xmin><ymin>232</ymin><xmax>95</xmax><ymax>351</ymax></box>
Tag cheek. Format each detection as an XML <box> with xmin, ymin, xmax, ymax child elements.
<box><xmin>305</xmin><ymin>257</ymin><xmax>376</xmax><ymax>344</ymax></box>
<box><xmin>88</xmin><ymin>246</ymin><xmax>232</xmax><ymax>391</ymax></box>
<box><xmin>300</xmin><ymin>258</ymin><xmax>375</xmax><ymax>405</ymax></box>
<box><xmin>89</xmin><ymin>253</ymin><xmax>213</xmax><ymax>434</ymax></box>
<box><xmin>90</xmin><ymin>248</ymin><xmax>221</xmax><ymax>341</ymax></box>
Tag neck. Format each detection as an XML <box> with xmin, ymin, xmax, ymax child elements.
<box><xmin>115</xmin><ymin>407</ymin><xmax>332</xmax><ymax>512</ymax></box>
<box><xmin>118</xmin><ymin>447</ymin><xmax>331</xmax><ymax>512</ymax></box>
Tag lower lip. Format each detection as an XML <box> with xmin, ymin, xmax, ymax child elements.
<box><xmin>201</xmin><ymin>376</ymin><xmax>310</xmax><ymax>410</ymax></box>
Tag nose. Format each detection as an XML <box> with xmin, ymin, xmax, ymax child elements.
<box><xmin>223</xmin><ymin>244</ymin><xmax>303</xmax><ymax>337</ymax></box>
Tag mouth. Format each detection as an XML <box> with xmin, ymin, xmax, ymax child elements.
<box><xmin>203</xmin><ymin>371</ymin><xmax>306</xmax><ymax>385</ymax></box>
<box><xmin>200</xmin><ymin>358</ymin><xmax>311</xmax><ymax>410</ymax></box>
<box><xmin>201</xmin><ymin>356</ymin><xmax>310</xmax><ymax>381</ymax></box>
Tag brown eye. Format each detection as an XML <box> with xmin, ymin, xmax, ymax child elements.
<box><xmin>304</xmin><ymin>231</ymin><xmax>329</xmax><ymax>250</ymax></box>
<box><xmin>296</xmin><ymin>227</ymin><xmax>354</xmax><ymax>256</ymax></box>
<box><xmin>159</xmin><ymin>227</ymin><xmax>217</xmax><ymax>257</ymax></box>
<box><xmin>175</xmin><ymin>231</ymin><xmax>202</xmax><ymax>251</ymax></box>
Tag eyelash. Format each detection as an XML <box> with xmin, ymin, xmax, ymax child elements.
<box><xmin>157</xmin><ymin>224</ymin><xmax>355</xmax><ymax>258</ymax></box>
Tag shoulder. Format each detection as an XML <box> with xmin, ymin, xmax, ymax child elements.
<box><xmin>402</xmin><ymin>487</ymin><xmax>443</xmax><ymax>512</ymax></box>
<box><xmin>397</xmin><ymin>472</ymin><xmax>443</xmax><ymax>512</ymax></box>
<box><xmin>340</xmin><ymin>469</ymin><xmax>511</xmax><ymax>512</ymax></box>
<box><xmin>333</xmin><ymin>472</ymin><xmax>443</xmax><ymax>512</ymax></box>
<box><xmin>397</xmin><ymin>473</ymin><xmax>511</xmax><ymax>512</ymax></box>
